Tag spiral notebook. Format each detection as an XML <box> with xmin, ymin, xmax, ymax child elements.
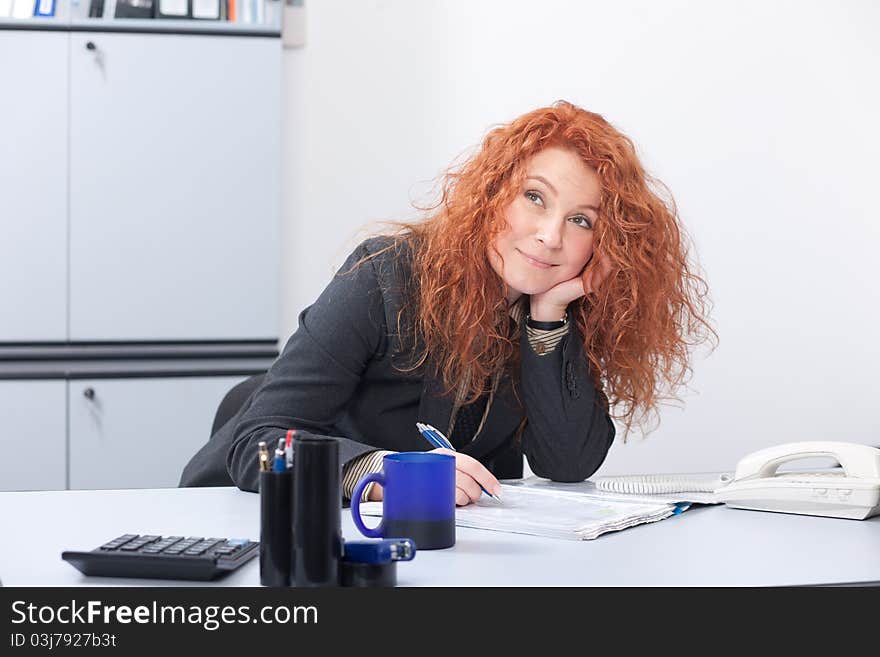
<box><xmin>358</xmin><ymin>473</ymin><xmax>728</xmax><ymax>541</ymax></box>
<box><xmin>523</xmin><ymin>472</ymin><xmax>732</xmax><ymax>505</ymax></box>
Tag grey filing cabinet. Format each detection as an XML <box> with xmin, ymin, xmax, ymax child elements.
<box><xmin>0</xmin><ymin>17</ymin><xmax>281</xmax><ymax>491</ymax></box>
<box><xmin>69</xmin><ymin>376</ymin><xmax>246</xmax><ymax>490</ymax></box>
<box><xmin>69</xmin><ymin>31</ymin><xmax>280</xmax><ymax>341</ymax></box>
<box><xmin>0</xmin><ymin>381</ymin><xmax>67</xmax><ymax>490</ymax></box>
<box><xmin>0</xmin><ymin>30</ymin><xmax>69</xmax><ymax>342</ymax></box>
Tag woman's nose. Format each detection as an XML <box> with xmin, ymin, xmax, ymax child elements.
<box><xmin>535</xmin><ymin>218</ymin><xmax>564</xmax><ymax>249</ymax></box>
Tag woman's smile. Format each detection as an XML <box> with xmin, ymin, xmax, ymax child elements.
<box><xmin>516</xmin><ymin>248</ymin><xmax>556</xmax><ymax>269</ymax></box>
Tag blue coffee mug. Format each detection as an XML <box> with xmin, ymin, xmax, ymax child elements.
<box><xmin>351</xmin><ymin>452</ymin><xmax>456</xmax><ymax>550</ymax></box>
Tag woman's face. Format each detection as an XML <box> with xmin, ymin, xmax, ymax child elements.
<box><xmin>489</xmin><ymin>146</ymin><xmax>601</xmax><ymax>303</ymax></box>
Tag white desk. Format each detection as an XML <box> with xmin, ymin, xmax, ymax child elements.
<box><xmin>2</xmin><ymin>487</ymin><xmax>878</xmax><ymax>586</ymax></box>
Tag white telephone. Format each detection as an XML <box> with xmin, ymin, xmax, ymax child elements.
<box><xmin>716</xmin><ymin>441</ymin><xmax>880</xmax><ymax>520</ymax></box>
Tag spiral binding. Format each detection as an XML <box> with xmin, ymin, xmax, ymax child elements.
<box><xmin>593</xmin><ymin>473</ymin><xmax>732</xmax><ymax>494</ymax></box>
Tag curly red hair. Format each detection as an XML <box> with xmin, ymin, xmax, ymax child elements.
<box><xmin>379</xmin><ymin>101</ymin><xmax>715</xmax><ymax>434</ymax></box>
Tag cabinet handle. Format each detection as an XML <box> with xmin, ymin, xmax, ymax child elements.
<box><xmin>83</xmin><ymin>387</ymin><xmax>95</xmax><ymax>400</ymax></box>
<box><xmin>85</xmin><ymin>41</ymin><xmax>96</xmax><ymax>51</ymax></box>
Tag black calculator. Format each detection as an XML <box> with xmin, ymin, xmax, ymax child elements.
<box><xmin>62</xmin><ymin>534</ymin><xmax>260</xmax><ymax>581</ymax></box>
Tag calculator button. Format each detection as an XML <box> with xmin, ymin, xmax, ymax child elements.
<box><xmin>185</xmin><ymin>540</ymin><xmax>222</xmax><ymax>555</ymax></box>
<box><xmin>100</xmin><ymin>534</ymin><xmax>139</xmax><ymax>550</ymax></box>
<box><xmin>226</xmin><ymin>539</ymin><xmax>250</xmax><ymax>548</ymax></box>
<box><xmin>120</xmin><ymin>536</ymin><xmax>160</xmax><ymax>551</ymax></box>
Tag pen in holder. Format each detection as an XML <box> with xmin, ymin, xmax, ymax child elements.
<box><xmin>259</xmin><ymin>465</ymin><xmax>294</xmax><ymax>587</ymax></box>
<box><xmin>292</xmin><ymin>433</ymin><xmax>342</xmax><ymax>587</ymax></box>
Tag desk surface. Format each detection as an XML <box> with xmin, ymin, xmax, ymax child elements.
<box><xmin>2</xmin><ymin>487</ymin><xmax>878</xmax><ymax>586</ymax></box>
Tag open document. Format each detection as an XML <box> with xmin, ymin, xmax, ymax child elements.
<box><xmin>358</xmin><ymin>477</ymin><xmax>699</xmax><ymax>541</ymax></box>
<box><xmin>456</xmin><ymin>485</ymin><xmax>678</xmax><ymax>540</ymax></box>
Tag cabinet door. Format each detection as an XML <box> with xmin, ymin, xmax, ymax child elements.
<box><xmin>69</xmin><ymin>33</ymin><xmax>280</xmax><ymax>341</ymax></box>
<box><xmin>0</xmin><ymin>32</ymin><xmax>68</xmax><ymax>342</ymax></box>
<box><xmin>0</xmin><ymin>381</ymin><xmax>67</xmax><ymax>491</ymax></box>
<box><xmin>69</xmin><ymin>376</ymin><xmax>246</xmax><ymax>490</ymax></box>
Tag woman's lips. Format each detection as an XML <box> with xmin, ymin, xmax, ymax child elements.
<box><xmin>517</xmin><ymin>249</ymin><xmax>555</xmax><ymax>269</ymax></box>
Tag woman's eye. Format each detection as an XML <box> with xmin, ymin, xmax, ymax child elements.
<box><xmin>525</xmin><ymin>190</ymin><xmax>544</xmax><ymax>207</ymax></box>
<box><xmin>569</xmin><ymin>215</ymin><xmax>593</xmax><ymax>229</ymax></box>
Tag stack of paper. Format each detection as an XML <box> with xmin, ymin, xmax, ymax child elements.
<box><xmin>358</xmin><ymin>481</ymin><xmax>683</xmax><ymax>541</ymax></box>
<box><xmin>458</xmin><ymin>486</ymin><xmax>677</xmax><ymax>540</ymax></box>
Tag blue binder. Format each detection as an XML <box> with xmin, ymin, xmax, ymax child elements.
<box><xmin>33</xmin><ymin>0</ymin><xmax>55</xmax><ymax>16</ymax></box>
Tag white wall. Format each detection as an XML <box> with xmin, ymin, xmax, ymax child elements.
<box><xmin>281</xmin><ymin>0</ymin><xmax>880</xmax><ymax>475</ymax></box>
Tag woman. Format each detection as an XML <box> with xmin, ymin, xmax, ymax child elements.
<box><xmin>180</xmin><ymin>101</ymin><xmax>715</xmax><ymax>506</ymax></box>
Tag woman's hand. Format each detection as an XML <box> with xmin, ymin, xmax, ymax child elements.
<box><xmin>366</xmin><ymin>482</ymin><xmax>384</xmax><ymax>501</ymax></box>
<box><xmin>429</xmin><ymin>448</ymin><xmax>502</xmax><ymax>506</ymax></box>
<box><xmin>529</xmin><ymin>251</ymin><xmax>612</xmax><ymax>320</ymax></box>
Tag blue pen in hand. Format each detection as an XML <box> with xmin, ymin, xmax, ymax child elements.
<box><xmin>415</xmin><ymin>422</ymin><xmax>502</xmax><ymax>502</ymax></box>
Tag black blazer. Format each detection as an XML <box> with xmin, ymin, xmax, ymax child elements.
<box><xmin>179</xmin><ymin>236</ymin><xmax>615</xmax><ymax>492</ymax></box>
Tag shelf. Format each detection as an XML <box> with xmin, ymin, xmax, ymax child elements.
<box><xmin>0</xmin><ymin>356</ymin><xmax>275</xmax><ymax>379</ymax></box>
<box><xmin>70</xmin><ymin>17</ymin><xmax>280</xmax><ymax>36</ymax></box>
<box><xmin>0</xmin><ymin>17</ymin><xmax>69</xmax><ymax>30</ymax></box>
<box><xmin>0</xmin><ymin>341</ymin><xmax>279</xmax><ymax>361</ymax></box>
<box><xmin>0</xmin><ymin>17</ymin><xmax>280</xmax><ymax>37</ymax></box>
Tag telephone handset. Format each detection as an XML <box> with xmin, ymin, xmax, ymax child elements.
<box><xmin>717</xmin><ymin>441</ymin><xmax>880</xmax><ymax>520</ymax></box>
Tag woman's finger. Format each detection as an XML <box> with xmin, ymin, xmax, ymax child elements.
<box><xmin>449</xmin><ymin>451</ymin><xmax>502</xmax><ymax>498</ymax></box>
<box><xmin>455</xmin><ymin>471</ymin><xmax>482</xmax><ymax>505</ymax></box>
<box><xmin>429</xmin><ymin>447</ymin><xmax>501</xmax><ymax>501</ymax></box>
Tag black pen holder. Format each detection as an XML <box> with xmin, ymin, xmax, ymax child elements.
<box><xmin>259</xmin><ymin>468</ymin><xmax>294</xmax><ymax>587</ymax></box>
<box><xmin>292</xmin><ymin>434</ymin><xmax>342</xmax><ymax>587</ymax></box>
